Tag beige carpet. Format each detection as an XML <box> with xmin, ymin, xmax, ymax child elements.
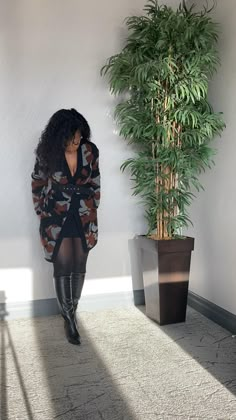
<box><xmin>1</xmin><ymin>305</ymin><xmax>236</xmax><ymax>420</ymax></box>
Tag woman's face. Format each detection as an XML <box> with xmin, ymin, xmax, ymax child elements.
<box><xmin>64</xmin><ymin>130</ymin><xmax>82</xmax><ymax>153</ymax></box>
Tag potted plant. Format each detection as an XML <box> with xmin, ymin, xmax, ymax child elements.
<box><xmin>101</xmin><ymin>0</ymin><xmax>225</xmax><ymax>325</ymax></box>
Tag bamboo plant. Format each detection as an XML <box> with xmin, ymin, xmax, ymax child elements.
<box><xmin>101</xmin><ymin>0</ymin><xmax>225</xmax><ymax>240</ymax></box>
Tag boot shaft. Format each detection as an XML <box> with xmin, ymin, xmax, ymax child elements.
<box><xmin>71</xmin><ymin>272</ymin><xmax>86</xmax><ymax>310</ymax></box>
<box><xmin>53</xmin><ymin>275</ymin><xmax>73</xmax><ymax>317</ymax></box>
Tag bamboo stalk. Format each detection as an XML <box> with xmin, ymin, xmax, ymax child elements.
<box><xmin>164</xmin><ymin>168</ymin><xmax>169</xmax><ymax>239</ymax></box>
<box><xmin>177</xmin><ymin>124</ymin><xmax>181</xmax><ymax>147</ymax></box>
<box><xmin>153</xmin><ymin>143</ymin><xmax>159</xmax><ymax>239</ymax></box>
<box><xmin>159</xmin><ymin>188</ymin><xmax>163</xmax><ymax>239</ymax></box>
<box><xmin>155</xmin><ymin>112</ymin><xmax>161</xmax><ymax>238</ymax></box>
<box><xmin>173</xmin><ymin>124</ymin><xmax>181</xmax><ymax>220</ymax></box>
<box><xmin>151</xmin><ymin>98</ymin><xmax>154</xmax><ymax>114</ymax></box>
<box><xmin>159</xmin><ymin>163</ymin><xmax>163</xmax><ymax>240</ymax></box>
<box><xmin>162</xmin><ymin>81</ymin><xmax>168</xmax><ymax>239</ymax></box>
<box><xmin>169</xmin><ymin>121</ymin><xmax>177</xmax><ymax>237</ymax></box>
<box><xmin>172</xmin><ymin>121</ymin><xmax>176</xmax><ymax>143</ymax></box>
<box><xmin>170</xmin><ymin>169</ymin><xmax>173</xmax><ymax>236</ymax></box>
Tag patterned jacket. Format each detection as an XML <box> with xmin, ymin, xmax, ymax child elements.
<box><xmin>31</xmin><ymin>140</ymin><xmax>100</xmax><ymax>262</ymax></box>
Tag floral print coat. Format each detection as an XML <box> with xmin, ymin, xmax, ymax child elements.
<box><xmin>31</xmin><ymin>140</ymin><xmax>100</xmax><ymax>262</ymax></box>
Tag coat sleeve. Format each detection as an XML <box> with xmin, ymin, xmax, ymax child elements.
<box><xmin>31</xmin><ymin>157</ymin><xmax>48</xmax><ymax>218</ymax></box>
<box><xmin>90</xmin><ymin>146</ymin><xmax>100</xmax><ymax>209</ymax></box>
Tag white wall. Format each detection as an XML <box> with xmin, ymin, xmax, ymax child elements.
<box><xmin>186</xmin><ymin>0</ymin><xmax>236</xmax><ymax>315</ymax></box>
<box><xmin>0</xmin><ymin>0</ymin><xmax>180</xmax><ymax>305</ymax></box>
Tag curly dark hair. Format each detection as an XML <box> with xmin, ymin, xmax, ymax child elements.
<box><xmin>35</xmin><ymin>108</ymin><xmax>91</xmax><ymax>175</ymax></box>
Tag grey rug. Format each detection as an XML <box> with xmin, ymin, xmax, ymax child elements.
<box><xmin>1</xmin><ymin>306</ymin><xmax>236</xmax><ymax>420</ymax></box>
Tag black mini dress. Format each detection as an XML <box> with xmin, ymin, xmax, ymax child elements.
<box><xmin>61</xmin><ymin>158</ymin><xmax>81</xmax><ymax>238</ymax></box>
<box><xmin>61</xmin><ymin>210</ymin><xmax>80</xmax><ymax>238</ymax></box>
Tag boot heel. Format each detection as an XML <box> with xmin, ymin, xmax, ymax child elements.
<box><xmin>64</xmin><ymin>320</ymin><xmax>81</xmax><ymax>345</ymax></box>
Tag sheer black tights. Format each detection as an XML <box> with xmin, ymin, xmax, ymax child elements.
<box><xmin>53</xmin><ymin>238</ymin><xmax>89</xmax><ymax>277</ymax></box>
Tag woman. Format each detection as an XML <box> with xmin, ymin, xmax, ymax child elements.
<box><xmin>31</xmin><ymin>108</ymin><xmax>100</xmax><ymax>345</ymax></box>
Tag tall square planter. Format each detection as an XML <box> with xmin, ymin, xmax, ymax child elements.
<box><xmin>138</xmin><ymin>236</ymin><xmax>194</xmax><ymax>325</ymax></box>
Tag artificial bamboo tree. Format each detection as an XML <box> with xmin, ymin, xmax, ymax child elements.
<box><xmin>101</xmin><ymin>0</ymin><xmax>225</xmax><ymax>241</ymax></box>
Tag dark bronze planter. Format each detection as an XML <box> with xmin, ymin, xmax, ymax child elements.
<box><xmin>138</xmin><ymin>235</ymin><xmax>194</xmax><ymax>325</ymax></box>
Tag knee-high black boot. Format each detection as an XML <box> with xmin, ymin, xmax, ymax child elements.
<box><xmin>53</xmin><ymin>275</ymin><xmax>81</xmax><ymax>345</ymax></box>
<box><xmin>71</xmin><ymin>272</ymin><xmax>86</xmax><ymax>312</ymax></box>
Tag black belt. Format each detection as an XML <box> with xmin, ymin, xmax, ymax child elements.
<box><xmin>52</xmin><ymin>182</ymin><xmax>94</xmax><ymax>197</ymax></box>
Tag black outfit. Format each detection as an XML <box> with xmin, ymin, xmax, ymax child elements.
<box><xmin>53</xmin><ymin>156</ymin><xmax>89</xmax><ymax>345</ymax></box>
<box><xmin>62</xmin><ymin>213</ymin><xmax>80</xmax><ymax>237</ymax></box>
<box><xmin>32</xmin><ymin>140</ymin><xmax>100</xmax><ymax>346</ymax></box>
<box><xmin>53</xmin><ymin>160</ymin><xmax>89</xmax><ymax>277</ymax></box>
<box><xmin>60</xmin><ymin>170</ymin><xmax>81</xmax><ymax>238</ymax></box>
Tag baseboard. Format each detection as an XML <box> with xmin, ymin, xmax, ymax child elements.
<box><xmin>1</xmin><ymin>298</ymin><xmax>60</xmax><ymax>320</ymax></box>
<box><xmin>133</xmin><ymin>289</ymin><xmax>145</xmax><ymax>306</ymax></box>
<box><xmin>188</xmin><ymin>291</ymin><xmax>236</xmax><ymax>334</ymax></box>
<box><xmin>1</xmin><ymin>291</ymin><xmax>135</xmax><ymax>320</ymax></box>
<box><xmin>79</xmin><ymin>291</ymin><xmax>134</xmax><ymax>312</ymax></box>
